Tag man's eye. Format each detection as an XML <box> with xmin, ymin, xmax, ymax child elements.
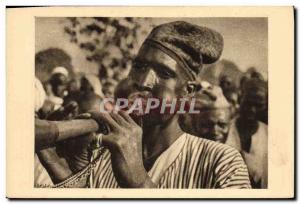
<box><xmin>218</xmin><ymin>122</ymin><xmax>227</xmax><ymax>129</ymax></box>
<box><xmin>133</xmin><ymin>62</ymin><xmax>147</xmax><ymax>71</ymax></box>
<box><xmin>157</xmin><ymin>70</ymin><xmax>174</xmax><ymax>79</ymax></box>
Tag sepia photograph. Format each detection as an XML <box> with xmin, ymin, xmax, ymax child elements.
<box><xmin>34</xmin><ymin>17</ymin><xmax>268</xmax><ymax>189</ymax></box>
<box><xmin>6</xmin><ymin>6</ymin><xmax>294</xmax><ymax>199</ymax></box>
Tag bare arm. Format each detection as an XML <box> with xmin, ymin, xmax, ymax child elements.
<box><xmin>35</xmin><ymin>118</ymin><xmax>99</xmax><ymax>151</ymax></box>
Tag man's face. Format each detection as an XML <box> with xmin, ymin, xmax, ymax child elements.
<box><xmin>226</xmin><ymin>92</ymin><xmax>239</xmax><ymax>117</ymax></box>
<box><xmin>103</xmin><ymin>83</ymin><xmax>116</xmax><ymax>98</ymax></box>
<box><xmin>68</xmin><ymin>78</ymin><xmax>81</xmax><ymax>93</ymax></box>
<box><xmin>239</xmin><ymin>87</ymin><xmax>267</xmax><ymax>123</ymax></box>
<box><xmin>51</xmin><ymin>74</ymin><xmax>68</xmax><ymax>98</ymax></box>
<box><xmin>193</xmin><ymin>108</ymin><xmax>231</xmax><ymax>143</ymax></box>
<box><xmin>127</xmin><ymin>45</ymin><xmax>190</xmax><ymax>124</ymax></box>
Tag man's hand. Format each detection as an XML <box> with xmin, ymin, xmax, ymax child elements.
<box><xmin>47</xmin><ymin>101</ymin><xmax>79</xmax><ymax>121</ymax></box>
<box><xmin>89</xmin><ymin>110</ymin><xmax>156</xmax><ymax>188</ymax></box>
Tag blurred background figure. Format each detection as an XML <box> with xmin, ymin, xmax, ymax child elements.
<box><xmin>37</xmin><ymin>92</ymin><xmax>103</xmax><ymax>186</ymax></box>
<box><xmin>102</xmin><ymin>78</ymin><xmax>118</xmax><ymax>98</ymax></box>
<box><xmin>35</xmin><ymin>48</ymin><xmax>74</xmax><ymax>83</ymax></box>
<box><xmin>56</xmin><ymin>93</ymin><xmax>102</xmax><ymax>174</ymax></box>
<box><xmin>80</xmin><ymin>74</ymin><xmax>105</xmax><ymax>98</ymax></box>
<box><xmin>180</xmin><ymin>84</ymin><xmax>232</xmax><ymax>143</ymax></box>
<box><xmin>226</xmin><ymin>77</ymin><xmax>268</xmax><ymax>188</ymax></box>
<box><xmin>200</xmin><ymin>59</ymin><xmax>243</xmax><ymax>88</ymax></box>
<box><xmin>114</xmin><ymin>78</ymin><xmax>136</xmax><ymax>99</ymax></box>
<box><xmin>48</xmin><ymin>67</ymin><xmax>69</xmax><ymax>98</ymax></box>
<box><xmin>193</xmin><ymin>86</ymin><xmax>232</xmax><ymax>143</ymax></box>
<box><xmin>219</xmin><ymin>75</ymin><xmax>240</xmax><ymax>118</ymax></box>
<box><xmin>240</xmin><ymin>67</ymin><xmax>268</xmax><ymax>124</ymax></box>
<box><xmin>222</xmin><ymin>87</ymin><xmax>239</xmax><ymax>119</ymax></box>
<box><xmin>39</xmin><ymin>67</ymin><xmax>70</xmax><ymax>118</ymax></box>
<box><xmin>244</xmin><ymin>67</ymin><xmax>264</xmax><ymax>81</ymax></box>
<box><xmin>35</xmin><ymin>75</ymin><xmax>102</xmax><ymax>186</ymax></box>
<box><xmin>219</xmin><ymin>75</ymin><xmax>234</xmax><ymax>92</ymax></box>
<box><xmin>64</xmin><ymin>74</ymin><xmax>82</xmax><ymax>104</ymax></box>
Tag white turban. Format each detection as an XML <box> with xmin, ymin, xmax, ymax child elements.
<box><xmin>51</xmin><ymin>66</ymin><xmax>69</xmax><ymax>77</ymax></box>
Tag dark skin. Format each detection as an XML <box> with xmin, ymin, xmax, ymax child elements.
<box><xmin>89</xmin><ymin>44</ymin><xmax>197</xmax><ymax>188</ymax></box>
<box><xmin>130</xmin><ymin>45</ymin><xmax>194</xmax><ymax>166</ymax></box>
<box><xmin>39</xmin><ymin>45</ymin><xmax>197</xmax><ymax>188</ymax></box>
<box><xmin>37</xmin><ymin>96</ymin><xmax>102</xmax><ymax>184</ymax></box>
<box><xmin>193</xmin><ymin>108</ymin><xmax>231</xmax><ymax>143</ymax></box>
<box><xmin>225</xmin><ymin>92</ymin><xmax>239</xmax><ymax>118</ymax></box>
<box><xmin>236</xmin><ymin>84</ymin><xmax>267</xmax><ymax>152</ymax></box>
<box><xmin>50</xmin><ymin>74</ymin><xmax>68</xmax><ymax>98</ymax></box>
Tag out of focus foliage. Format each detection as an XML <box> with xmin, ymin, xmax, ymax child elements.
<box><xmin>64</xmin><ymin>17</ymin><xmax>154</xmax><ymax>85</ymax></box>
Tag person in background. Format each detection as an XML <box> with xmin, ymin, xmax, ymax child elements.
<box><xmin>114</xmin><ymin>79</ymin><xmax>136</xmax><ymax>99</ymax></box>
<box><xmin>102</xmin><ymin>78</ymin><xmax>118</xmax><ymax>98</ymax></box>
<box><xmin>64</xmin><ymin>74</ymin><xmax>82</xmax><ymax>105</ymax></box>
<box><xmin>40</xmin><ymin>21</ymin><xmax>251</xmax><ymax>189</ymax></box>
<box><xmin>36</xmin><ymin>93</ymin><xmax>103</xmax><ymax>186</ymax></box>
<box><xmin>35</xmin><ymin>84</ymin><xmax>79</xmax><ymax>186</ymax></box>
<box><xmin>240</xmin><ymin>71</ymin><xmax>268</xmax><ymax>124</ymax></box>
<box><xmin>219</xmin><ymin>75</ymin><xmax>234</xmax><ymax>92</ymax></box>
<box><xmin>219</xmin><ymin>75</ymin><xmax>239</xmax><ymax>118</ymax></box>
<box><xmin>222</xmin><ymin>87</ymin><xmax>239</xmax><ymax>119</ymax></box>
<box><xmin>226</xmin><ymin>77</ymin><xmax>268</xmax><ymax>188</ymax></box>
<box><xmin>80</xmin><ymin>74</ymin><xmax>105</xmax><ymax>98</ymax></box>
<box><xmin>43</xmin><ymin>67</ymin><xmax>69</xmax><ymax>114</ymax></box>
<box><xmin>35</xmin><ymin>74</ymin><xmax>79</xmax><ymax>186</ymax></box>
<box><xmin>258</xmin><ymin>80</ymin><xmax>268</xmax><ymax>124</ymax></box>
<box><xmin>193</xmin><ymin>86</ymin><xmax>231</xmax><ymax>143</ymax></box>
<box><xmin>179</xmin><ymin>85</ymin><xmax>232</xmax><ymax>143</ymax></box>
<box><xmin>243</xmin><ymin>67</ymin><xmax>264</xmax><ymax>83</ymax></box>
<box><xmin>56</xmin><ymin>93</ymin><xmax>103</xmax><ymax>176</ymax></box>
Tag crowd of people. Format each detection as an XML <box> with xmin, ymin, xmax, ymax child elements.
<box><xmin>34</xmin><ymin>21</ymin><xmax>268</xmax><ymax>189</ymax></box>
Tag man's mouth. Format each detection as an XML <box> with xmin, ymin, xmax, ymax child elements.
<box><xmin>127</xmin><ymin>91</ymin><xmax>153</xmax><ymax>116</ymax></box>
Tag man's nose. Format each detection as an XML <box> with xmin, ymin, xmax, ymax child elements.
<box><xmin>135</xmin><ymin>69</ymin><xmax>158</xmax><ymax>91</ymax></box>
<box><xmin>211</xmin><ymin>124</ymin><xmax>221</xmax><ymax>134</ymax></box>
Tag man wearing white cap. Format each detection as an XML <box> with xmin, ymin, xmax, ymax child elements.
<box><xmin>46</xmin><ymin>66</ymin><xmax>69</xmax><ymax>111</ymax></box>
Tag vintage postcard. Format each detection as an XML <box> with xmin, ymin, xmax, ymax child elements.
<box><xmin>6</xmin><ymin>6</ymin><xmax>294</xmax><ymax>199</ymax></box>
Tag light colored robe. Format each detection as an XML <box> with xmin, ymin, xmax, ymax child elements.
<box><xmin>55</xmin><ymin>133</ymin><xmax>251</xmax><ymax>188</ymax></box>
<box><xmin>226</xmin><ymin>119</ymin><xmax>268</xmax><ymax>188</ymax></box>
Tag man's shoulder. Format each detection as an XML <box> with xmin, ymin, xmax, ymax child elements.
<box><xmin>185</xmin><ymin>133</ymin><xmax>241</xmax><ymax>158</ymax></box>
<box><xmin>183</xmin><ymin>134</ymin><xmax>250</xmax><ymax>188</ymax></box>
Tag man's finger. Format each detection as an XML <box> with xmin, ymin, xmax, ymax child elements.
<box><xmin>101</xmin><ymin>134</ymin><xmax>117</xmax><ymax>148</ymax></box>
<box><xmin>110</xmin><ymin>112</ymin><xmax>129</xmax><ymax>127</ymax></box>
<box><xmin>74</xmin><ymin>113</ymin><xmax>91</xmax><ymax>119</ymax></box>
<box><xmin>89</xmin><ymin>111</ymin><xmax>120</xmax><ymax>131</ymax></box>
<box><xmin>118</xmin><ymin>110</ymin><xmax>136</xmax><ymax>124</ymax></box>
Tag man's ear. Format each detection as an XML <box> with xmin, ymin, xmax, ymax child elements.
<box><xmin>186</xmin><ymin>81</ymin><xmax>202</xmax><ymax>94</ymax></box>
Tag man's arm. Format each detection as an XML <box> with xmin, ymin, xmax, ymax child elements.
<box><xmin>37</xmin><ymin>148</ymin><xmax>72</xmax><ymax>183</ymax></box>
<box><xmin>35</xmin><ymin>118</ymin><xmax>99</xmax><ymax>151</ymax></box>
<box><xmin>37</xmin><ymin>147</ymin><xmax>90</xmax><ymax>188</ymax></box>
